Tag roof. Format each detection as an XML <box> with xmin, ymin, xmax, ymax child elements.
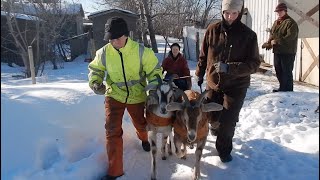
<box><xmin>11</xmin><ymin>2</ymin><xmax>84</xmax><ymax>17</ymax></box>
<box><xmin>88</xmin><ymin>8</ymin><xmax>139</xmax><ymax>19</ymax></box>
<box><xmin>1</xmin><ymin>11</ymin><xmax>44</xmax><ymax>21</ymax></box>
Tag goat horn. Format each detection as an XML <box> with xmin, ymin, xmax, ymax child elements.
<box><xmin>195</xmin><ymin>90</ymin><xmax>210</xmax><ymax>107</ymax></box>
<box><xmin>175</xmin><ymin>88</ymin><xmax>190</xmax><ymax>106</ymax></box>
<box><xmin>154</xmin><ymin>74</ymin><xmax>163</xmax><ymax>85</ymax></box>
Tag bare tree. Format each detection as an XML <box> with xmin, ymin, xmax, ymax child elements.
<box><xmin>137</xmin><ymin>1</ymin><xmax>149</xmax><ymax>47</ymax></box>
<box><xmin>2</xmin><ymin>0</ymin><xmax>79</xmax><ymax>77</ymax></box>
<box><xmin>141</xmin><ymin>0</ymin><xmax>158</xmax><ymax>52</ymax></box>
<box><xmin>99</xmin><ymin>0</ymin><xmax>221</xmax><ymax>50</ymax></box>
<box><xmin>100</xmin><ymin>0</ymin><xmax>158</xmax><ymax>52</ymax></box>
<box><xmin>2</xmin><ymin>1</ymin><xmax>37</xmax><ymax>77</ymax></box>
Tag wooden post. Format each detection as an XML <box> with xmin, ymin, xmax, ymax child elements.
<box><xmin>196</xmin><ymin>32</ymin><xmax>200</xmax><ymax>61</ymax></box>
<box><xmin>299</xmin><ymin>39</ymin><xmax>303</xmax><ymax>81</ymax></box>
<box><xmin>28</xmin><ymin>46</ymin><xmax>36</xmax><ymax>84</ymax></box>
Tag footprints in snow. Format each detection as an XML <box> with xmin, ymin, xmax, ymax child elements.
<box><xmin>35</xmin><ymin>137</ymin><xmax>102</xmax><ymax>170</ymax></box>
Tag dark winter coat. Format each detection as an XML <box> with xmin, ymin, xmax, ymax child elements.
<box><xmin>162</xmin><ymin>52</ymin><xmax>192</xmax><ymax>90</ymax></box>
<box><xmin>195</xmin><ymin>20</ymin><xmax>261</xmax><ymax>91</ymax></box>
<box><xmin>268</xmin><ymin>15</ymin><xmax>299</xmax><ymax>54</ymax></box>
<box><xmin>162</xmin><ymin>52</ymin><xmax>190</xmax><ymax>77</ymax></box>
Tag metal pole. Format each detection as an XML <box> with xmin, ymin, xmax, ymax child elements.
<box><xmin>28</xmin><ymin>46</ymin><xmax>36</xmax><ymax>84</ymax></box>
<box><xmin>129</xmin><ymin>31</ymin><xmax>133</xmax><ymax>39</ymax></box>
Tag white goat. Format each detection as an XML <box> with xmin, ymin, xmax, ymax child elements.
<box><xmin>145</xmin><ymin>75</ymin><xmax>178</xmax><ymax>180</ymax></box>
<box><xmin>166</xmin><ymin>89</ymin><xmax>223</xmax><ymax>180</ymax></box>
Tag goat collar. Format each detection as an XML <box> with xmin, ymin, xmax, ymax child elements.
<box><xmin>146</xmin><ymin>111</ymin><xmax>174</xmax><ymax>127</ymax></box>
<box><xmin>173</xmin><ymin>120</ymin><xmax>209</xmax><ymax>142</ymax></box>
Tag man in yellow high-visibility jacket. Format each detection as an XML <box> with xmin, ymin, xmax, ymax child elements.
<box><xmin>88</xmin><ymin>17</ymin><xmax>163</xmax><ymax>180</ymax></box>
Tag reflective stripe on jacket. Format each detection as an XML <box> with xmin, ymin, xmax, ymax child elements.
<box><xmin>88</xmin><ymin>38</ymin><xmax>163</xmax><ymax>104</ymax></box>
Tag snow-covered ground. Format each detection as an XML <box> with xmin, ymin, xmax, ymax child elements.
<box><xmin>1</xmin><ymin>36</ymin><xmax>319</xmax><ymax>180</ymax></box>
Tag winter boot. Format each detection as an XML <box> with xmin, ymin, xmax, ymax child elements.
<box><xmin>219</xmin><ymin>154</ymin><xmax>233</xmax><ymax>163</ymax></box>
<box><xmin>142</xmin><ymin>141</ymin><xmax>151</xmax><ymax>152</ymax></box>
<box><xmin>101</xmin><ymin>174</ymin><xmax>123</xmax><ymax>180</ymax></box>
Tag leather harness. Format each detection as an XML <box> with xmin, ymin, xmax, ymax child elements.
<box><xmin>146</xmin><ymin>111</ymin><xmax>174</xmax><ymax>127</ymax></box>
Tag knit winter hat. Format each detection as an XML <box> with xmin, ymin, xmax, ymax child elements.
<box><xmin>104</xmin><ymin>17</ymin><xmax>129</xmax><ymax>41</ymax></box>
<box><xmin>274</xmin><ymin>3</ymin><xmax>287</xmax><ymax>12</ymax></box>
<box><xmin>170</xmin><ymin>43</ymin><xmax>180</xmax><ymax>50</ymax></box>
<box><xmin>221</xmin><ymin>0</ymin><xmax>243</xmax><ymax>13</ymax></box>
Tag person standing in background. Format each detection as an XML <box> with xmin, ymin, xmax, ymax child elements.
<box><xmin>262</xmin><ymin>2</ymin><xmax>299</xmax><ymax>92</ymax></box>
<box><xmin>162</xmin><ymin>43</ymin><xmax>191</xmax><ymax>90</ymax></box>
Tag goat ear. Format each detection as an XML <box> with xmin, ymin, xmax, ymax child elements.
<box><xmin>201</xmin><ymin>102</ymin><xmax>223</xmax><ymax>112</ymax></box>
<box><xmin>145</xmin><ymin>83</ymin><xmax>157</xmax><ymax>91</ymax></box>
<box><xmin>146</xmin><ymin>95</ymin><xmax>158</xmax><ymax>107</ymax></box>
<box><xmin>166</xmin><ymin>102</ymin><xmax>184</xmax><ymax>111</ymax></box>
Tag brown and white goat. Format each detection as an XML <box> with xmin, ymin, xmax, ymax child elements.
<box><xmin>166</xmin><ymin>89</ymin><xmax>223</xmax><ymax>180</ymax></box>
<box><xmin>145</xmin><ymin>75</ymin><xmax>179</xmax><ymax>180</ymax></box>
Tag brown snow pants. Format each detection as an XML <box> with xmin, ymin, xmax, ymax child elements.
<box><xmin>104</xmin><ymin>97</ymin><xmax>148</xmax><ymax>177</ymax></box>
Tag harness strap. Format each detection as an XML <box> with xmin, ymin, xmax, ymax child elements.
<box><xmin>146</xmin><ymin>111</ymin><xmax>173</xmax><ymax>127</ymax></box>
<box><xmin>101</xmin><ymin>46</ymin><xmax>107</xmax><ymax>68</ymax></box>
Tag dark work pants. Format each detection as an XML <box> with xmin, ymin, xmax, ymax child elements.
<box><xmin>173</xmin><ymin>79</ymin><xmax>188</xmax><ymax>91</ymax></box>
<box><xmin>207</xmin><ymin>88</ymin><xmax>247</xmax><ymax>157</ymax></box>
<box><xmin>274</xmin><ymin>53</ymin><xmax>296</xmax><ymax>91</ymax></box>
<box><xmin>165</xmin><ymin>74</ymin><xmax>189</xmax><ymax>91</ymax></box>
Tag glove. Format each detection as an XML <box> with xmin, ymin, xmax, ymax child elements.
<box><xmin>262</xmin><ymin>42</ymin><xmax>272</xmax><ymax>50</ymax></box>
<box><xmin>171</xmin><ymin>74</ymin><xmax>179</xmax><ymax>79</ymax></box>
<box><xmin>91</xmin><ymin>82</ymin><xmax>106</xmax><ymax>95</ymax></box>
<box><xmin>214</xmin><ymin>62</ymin><xmax>229</xmax><ymax>73</ymax></box>
<box><xmin>197</xmin><ymin>76</ymin><xmax>203</xmax><ymax>86</ymax></box>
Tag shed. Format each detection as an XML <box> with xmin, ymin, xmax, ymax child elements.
<box><xmin>1</xmin><ymin>11</ymin><xmax>43</xmax><ymax>66</ymax></box>
<box><xmin>243</xmin><ymin>0</ymin><xmax>319</xmax><ymax>86</ymax></box>
<box><xmin>87</xmin><ymin>8</ymin><xmax>139</xmax><ymax>51</ymax></box>
<box><xmin>9</xmin><ymin>2</ymin><xmax>85</xmax><ymax>37</ymax></box>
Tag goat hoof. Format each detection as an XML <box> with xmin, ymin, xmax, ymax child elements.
<box><xmin>181</xmin><ymin>156</ymin><xmax>187</xmax><ymax>160</ymax></box>
<box><xmin>168</xmin><ymin>152</ymin><xmax>173</xmax><ymax>156</ymax></box>
<box><xmin>162</xmin><ymin>156</ymin><xmax>167</xmax><ymax>160</ymax></box>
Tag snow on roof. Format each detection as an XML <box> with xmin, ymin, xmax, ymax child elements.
<box><xmin>88</xmin><ymin>8</ymin><xmax>138</xmax><ymax>19</ymax></box>
<box><xmin>12</xmin><ymin>2</ymin><xmax>84</xmax><ymax>16</ymax></box>
<box><xmin>83</xmin><ymin>22</ymin><xmax>93</xmax><ymax>26</ymax></box>
<box><xmin>1</xmin><ymin>11</ymin><xmax>44</xmax><ymax>21</ymax></box>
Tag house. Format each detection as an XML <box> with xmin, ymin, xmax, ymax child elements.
<box><xmin>87</xmin><ymin>8</ymin><xmax>139</xmax><ymax>51</ymax></box>
<box><xmin>1</xmin><ymin>11</ymin><xmax>43</xmax><ymax>66</ymax></box>
<box><xmin>1</xmin><ymin>2</ymin><xmax>85</xmax><ymax>65</ymax></box>
<box><xmin>10</xmin><ymin>1</ymin><xmax>85</xmax><ymax>37</ymax></box>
